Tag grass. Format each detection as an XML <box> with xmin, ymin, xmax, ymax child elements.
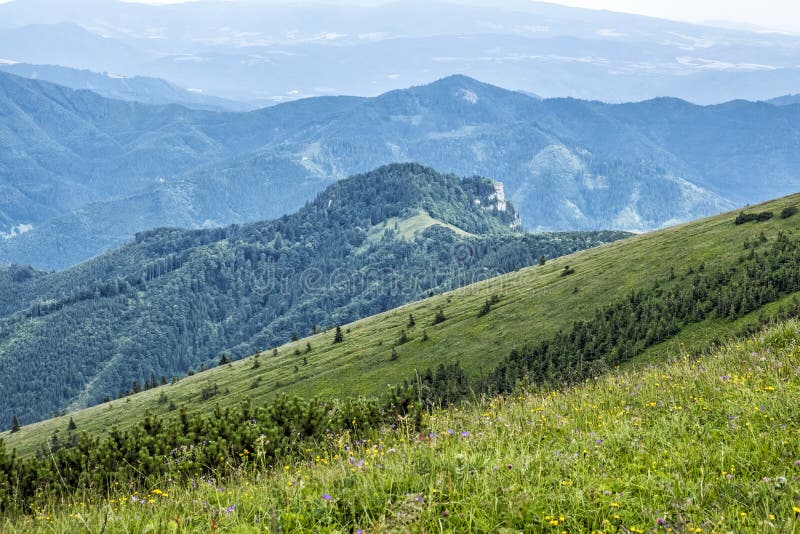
<box><xmin>4</xmin><ymin>193</ymin><xmax>800</xmax><ymax>457</ymax></box>
<box><xmin>363</xmin><ymin>209</ymin><xmax>476</xmax><ymax>245</ymax></box>
<box><xmin>5</xmin><ymin>318</ymin><xmax>800</xmax><ymax>532</ymax></box>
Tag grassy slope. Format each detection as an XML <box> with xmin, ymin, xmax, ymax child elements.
<box><xmin>7</xmin><ymin>319</ymin><xmax>800</xmax><ymax>532</ymax></box>
<box><xmin>365</xmin><ymin>209</ymin><xmax>477</xmax><ymax>242</ymax></box>
<box><xmin>4</xmin><ymin>193</ymin><xmax>800</xmax><ymax>456</ymax></box>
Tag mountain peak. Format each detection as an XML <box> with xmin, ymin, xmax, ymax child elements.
<box><xmin>309</xmin><ymin>163</ymin><xmax>520</xmax><ymax>234</ymax></box>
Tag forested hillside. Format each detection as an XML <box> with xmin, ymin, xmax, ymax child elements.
<box><xmin>0</xmin><ymin>164</ymin><xmax>627</xmax><ymax>428</ymax></box>
<box><xmin>5</xmin><ymin>191</ymin><xmax>800</xmax><ymax>462</ymax></box>
<box><xmin>2</xmin><ymin>194</ymin><xmax>800</xmax><ymax>527</ymax></box>
<box><xmin>4</xmin><ymin>72</ymin><xmax>800</xmax><ymax>269</ymax></box>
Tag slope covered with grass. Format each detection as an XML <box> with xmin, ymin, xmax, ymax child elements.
<box><xmin>5</xmin><ymin>319</ymin><xmax>800</xmax><ymax>532</ymax></box>
<box><xmin>5</xmin><ymin>192</ymin><xmax>800</xmax><ymax>457</ymax></box>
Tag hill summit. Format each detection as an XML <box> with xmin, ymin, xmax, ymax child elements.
<box><xmin>0</xmin><ymin>163</ymin><xmax>624</xmax><ymax>427</ymax></box>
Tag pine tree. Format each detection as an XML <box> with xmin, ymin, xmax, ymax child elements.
<box><xmin>306</xmin><ymin>342</ymin><xmax>312</xmax><ymax>353</ymax></box>
<box><xmin>390</xmin><ymin>347</ymin><xmax>399</xmax><ymax>361</ymax></box>
<box><xmin>539</xmin><ymin>255</ymin><xmax>547</xmax><ymax>266</ymax></box>
<box><xmin>67</xmin><ymin>418</ymin><xmax>77</xmax><ymax>432</ymax></box>
<box><xmin>333</xmin><ymin>326</ymin><xmax>344</xmax><ymax>344</ymax></box>
<box><xmin>219</xmin><ymin>354</ymin><xmax>230</xmax><ymax>366</ymax></box>
<box><xmin>408</xmin><ymin>314</ymin><xmax>416</xmax><ymax>327</ymax></box>
<box><xmin>397</xmin><ymin>330</ymin><xmax>408</xmax><ymax>345</ymax></box>
<box><xmin>433</xmin><ymin>309</ymin><xmax>446</xmax><ymax>325</ymax></box>
<box><xmin>10</xmin><ymin>415</ymin><xmax>20</xmax><ymax>433</ymax></box>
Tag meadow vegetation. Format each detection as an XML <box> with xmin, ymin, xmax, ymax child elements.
<box><xmin>4</xmin><ymin>319</ymin><xmax>800</xmax><ymax>532</ymax></box>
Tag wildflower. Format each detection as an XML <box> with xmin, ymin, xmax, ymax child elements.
<box><xmin>322</xmin><ymin>494</ymin><xmax>333</xmax><ymax>502</ymax></box>
<box><xmin>657</xmin><ymin>518</ymin><xmax>666</xmax><ymax>526</ymax></box>
<box><xmin>224</xmin><ymin>505</ymin><xmax>236</xmax><ymax>513</ymax></box>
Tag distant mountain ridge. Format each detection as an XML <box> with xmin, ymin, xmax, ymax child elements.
<box><xmin>1</xmin><ymin>0</ymin><xmax>800</xmax><ymax>104</ymax></box>
<box><xmin>0</xmin><ymin>163</ymin><xmax>628</xmax><ymax>426</ymax></box>
<box><xmin>768</xmin><ymin>94</ymin><xmax>800</xmax><ymax>106</ymax></box>
<box><xmin>0</xmin><ymin>62</ymin><xmax>255</xmax><ymax>111</ymax></box>
<box><xmin>2</xmin><ymin>72</ymin><xmax>800</xmax><ymax>269</ymax></box>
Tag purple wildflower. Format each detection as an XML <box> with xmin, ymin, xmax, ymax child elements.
<box><xmin>322</xmin><ymin>494</ymin><xmax>333</xmax><ymax>502</ymax></box>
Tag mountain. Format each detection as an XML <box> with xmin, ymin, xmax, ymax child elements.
<box><xmin>4</xmin><ymin>188</ymin><xmax>799</xmax><ymax>467</ymax></box>
<box><xmin>6</xmin><ymin>72</ymin><xmax>800</xmax><ymax>270</ymax></box>
<box><xmin>0</xmin><ymin>163</ymin><xmax>628</xmax><ymax>427</ymax></box>
<box><xmin>0</xmin><ymin>63</ymin><xmax>255</xmax><ymax>111</ymax></box>
<box><xmin>768</xmin><ymin>94</ymin><xmax>800</xmax><ymax>106</ymax></box>
<box><xmin>1</xmin><ymin>1</ymin><xmax>800</xmax><ymax>104</ymax></box>
<box><xmin>0</xmin><ymin>22</ymin><xmax>143</xmax><ymax>74</ymax></box>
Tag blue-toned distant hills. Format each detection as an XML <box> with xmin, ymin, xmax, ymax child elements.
<box><xmin>1</xmin><ymin>0</ymin><xmax>800</xmax><ymax>105</ymax></box>
<box><xmin>0</xmin><ymin>62</ymin><xmax>254</xmax><ymax>111</ymax></box>
<box><xmin>2</xmin><ymin>71</ymin><xmax>800</xmax><ymax>269</ymax></box>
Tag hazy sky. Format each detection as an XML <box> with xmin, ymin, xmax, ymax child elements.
<box><xmin>1</xmin><ymin>0</ymin><xmax>798</xmax><ymax>33</ymax></box>
<box><xmin>547</xmin><ymin>0</ymin><xmax>800</xmax><ymax>33</ymax></box>
<box><xmin>123</xmin><ymin>0</ymin><xmax>800</xmax><ymax>33</ymax></box>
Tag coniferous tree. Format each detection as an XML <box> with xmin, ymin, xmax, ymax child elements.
<box><xmin>408</xmin><ymin>314</ymin><xmax>416</xmax><ymax>327</ymax></box>
<box><xmin>333</xmin><ymin>326</ymin><xmax>344</xmax><ymax>344</ymax></box>
<box><xmin>10</xmin><ymin>415</ymin><xmax>20</xmax><ymax>433</ymax></box>
<box><xmin>398</xmin><ymin>330</ymin><xmax>408</xmax><ymax>345</ymax></box>
<box><xmin>539</xmin><ymin>255</ymin><xmax>547</xmax><ymax>266</ymax></box>
<box><xmin>67</xmin><ymin>418</ymin><xmax>77</xmax><ymax>432</ymax></box>
<box><xmin>219</xmin><ymin>354</ymin><xmax>230</xmax><ymax>366</ymax></box>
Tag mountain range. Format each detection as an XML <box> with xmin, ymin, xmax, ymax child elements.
<box><xmin>4</xmin><ymin>71</ymin><xmax>800</xmax><ymax>269</ymax></box>
<box><xmin>0</xmin><ymin>0</ymin><xmax>799</xmax><ymax>105</ymax></box>
<box><xmin>0</xmin><ymin>62</ymin><xmax>254</xmax><ymax>111</ymax></box>
<box><xmin>0</xmin><ymin>163</ymin><xmax>628</xmax><ymax>427</ymax></box>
